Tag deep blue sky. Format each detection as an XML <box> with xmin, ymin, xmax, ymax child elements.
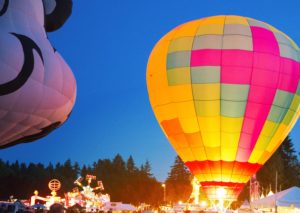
<box><xmin>1</xmin><ymin>0</ymin><xmax>300</xmax><ymax>181</ymax></box>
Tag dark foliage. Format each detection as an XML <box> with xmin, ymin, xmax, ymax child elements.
<box><xmin>2</xmin><ymin>136</ymin><xmax>298</xmax><ymax>206</ymax></box>
<box><xmin>238</xmin><ymin>136</ymin><xmax>300</xmax><ymax>202</ymax></box>
<box><xmin>165</xmin><ymin>156</ymin><xmax>192</xmax><ymax>203</ymax></box>
<box><xmin>0</xmin><ymin>155</ymin><xmax>163</xmax><ymax>205</ymax></box>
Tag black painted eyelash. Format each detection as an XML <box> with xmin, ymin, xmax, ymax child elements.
<box><xmin>0</xmin><ymin>0</ymin><xmax>9</xmax><ymax>16</ymax></box>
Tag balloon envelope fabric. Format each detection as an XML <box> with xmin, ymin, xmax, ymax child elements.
<box><xmin>147</xmin><ymin>15</ymin><xmax>300</xmax><ymax>201</ymax></box>
<box><xmin>0</xmin><ymin>1</ymin><xmax>76</xmax><ymax>148</ymax></box>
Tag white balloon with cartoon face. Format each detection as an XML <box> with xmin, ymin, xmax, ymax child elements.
<box><xmin>0</xmin><ymin>0</ymin><xmax>76</xmax><ymax>148</ymax></box>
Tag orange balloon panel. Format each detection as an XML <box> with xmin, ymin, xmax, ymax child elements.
<box><xmin>146</xmin><ymin>15</ymin><xmax>300</xmax><ymax>201</ymax></box>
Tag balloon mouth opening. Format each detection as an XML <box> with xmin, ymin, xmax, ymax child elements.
<box><xmin>216</xmin><ymin>187</ymin><xmax>226</xmax><ymax>199</ymax></box>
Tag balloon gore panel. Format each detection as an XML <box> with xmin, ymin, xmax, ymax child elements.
<box><xmin>147</xmin><ymin>15</ymin><xmax>300</xmax><ymax>201</ymax></box>
<box><xmin>0</xmin><ymin>0</ymin><xmax>76</xmax><ymax>148</ymax></box>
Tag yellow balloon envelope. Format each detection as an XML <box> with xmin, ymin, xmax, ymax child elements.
<box><xmin>146</xmin><ymin>15</ymin><xmax>300</xmax><ymax>201</ymax></box>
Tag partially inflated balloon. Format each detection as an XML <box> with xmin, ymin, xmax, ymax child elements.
<box><xmin>0</xmin><ymin>0</ymin><xmax>76</xmax><ymax>148</ymax></box>
<box><xmin>147</xmin><ymin>15</ymin><xmax>300</xmax><ymax>201</ymax></box>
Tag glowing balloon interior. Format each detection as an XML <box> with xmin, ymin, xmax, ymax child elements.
<box><xmin>146</xmin><ymin>15</ymin><xmax>300</xmax><ymax>201</ymax></box>
<box><xmin>0</xmin><ymin>0</ymin><xmax>76</xmax><ymax>148</ymax></box>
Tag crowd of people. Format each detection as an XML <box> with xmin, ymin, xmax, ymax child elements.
<box><xmin>0</xmin><ymin>202</ymin><xmax>115</xmax><ymax>213</ymax></box>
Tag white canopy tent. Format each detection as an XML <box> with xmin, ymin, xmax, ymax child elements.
<box><xmin>103</xmin><ymin>202</ymin><xmax>137</xmax><ymax>212</ymax></box>
<box><xmin>251</xmin><ymin>187</ymin><xmax>300</xmax><ymax>212</ymax></box>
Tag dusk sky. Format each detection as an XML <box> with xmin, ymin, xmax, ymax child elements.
<box><xmin>1</xmin><ymin>0</ymin><xmax>300</xmax><ymax>181</ymax></box>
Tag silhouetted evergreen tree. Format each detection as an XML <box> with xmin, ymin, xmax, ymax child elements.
<box><xmin>81</xmin><ymin>164</ymin><xmax>92</xmax><ymax>177</ymax></box>
<box><xmin>256</xmin><ymin>136</ymin><xmax>300</xmax><ymax>194</ymax></box>
<box><xmin>165</xmin><ymin>156</ymin><xmax>192</xmax><ymax>203</ymax></box>
<box><xmin>126</xmin><ymin>156</ymin><xmax>136</xmax><ymax>174</ymax></box>
<box><xmin>73</xmin><ymin>154</ymin><xmax>162</xmax><ymax>205</ymax></box>
<box><xmin>54</xmin><ymin>159</ymin><xmax>80</xmax><ymax>192</ymax></box>
<box><xmin>238</xmin><ymin>136</ymin><xmax>300</xmax><ymax>202</ymax></box>
<box><xmin>141</xmin><ymin>160</ymin><xmax>152</xmax><ymax>177</ymax></box>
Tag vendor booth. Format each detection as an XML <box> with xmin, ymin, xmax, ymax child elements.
<box><xmin>251</xmin><ymin>187</ymin><xmax>300</xmax><ymax>213</ymax></box>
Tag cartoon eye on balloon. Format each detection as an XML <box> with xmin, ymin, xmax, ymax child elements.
<box><xmin>147</xmin><ymin>16</ymin><xmax>300</xmax><ymax>203</ymax></box>
<box><xmin>0</xmin><ymin>0</ymin><xmax>76</xmax><ymax>148</ymax></box>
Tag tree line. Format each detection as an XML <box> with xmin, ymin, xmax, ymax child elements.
<box><xmin>0</xmin><ymin>154</ymin><xmax>163</xmax><ymax>205</ymax></box>
<box><xmin>0</xmin><ymin>136</ymin><xmax>299</xmax><ymax>205</ymax></box>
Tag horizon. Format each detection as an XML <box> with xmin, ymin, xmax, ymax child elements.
<box><xmin>1</xmin><ymin>0</ymin><xmax>300</xmax><ymax>182</ymax></box>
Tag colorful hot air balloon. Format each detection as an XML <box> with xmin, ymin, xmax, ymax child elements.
<box><xmin>0</xmin><ymin>0</ymin><xmax>76</xmax><ymax>148</ymax></box>
<box><xmin>147</xmin><ymin>15</ymin><xmax>300</xmax><ymax>202</ymax></box>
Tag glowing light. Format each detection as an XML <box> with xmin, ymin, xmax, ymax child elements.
<box><xmin>201</xmin><ymin>201</ymin><xmax>207</xmax><ymax>207</ymax></box>
<box><xmin>190</xmin><ymin>177</ymin><xmax>200</xmax><ymax>204</ymax></box>
<box><xmin>216</xmin><ymin>187</ymin><xmax>226</xmax><ymax>199</ymax></box>
<box><xmin>161</xmin><ymin>183</ymin><xmax>166</xmax><ymax>203</ymax></box>
<box><xmin>267</xmin><ymin>190</ymin><xmax>274</xmax><ymax>197</ymax></box>
<box><xmin>178</xmin><ymin>201</ymin><xmax>183</xmax><ymax>205</ymax></box>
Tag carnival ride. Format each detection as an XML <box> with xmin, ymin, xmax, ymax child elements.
<box><xmin>30</xmin><ymin>179</ymin><xmax>62</xmax><ymax>209</ymax></box>
<box><xmin>68</xmin><ymin>174</ymin><xmax>110</xmax><ymax>211</ymax></box>
<box><xmin>30</xmin><ymin>175</ymin><xmax>110</xmax><ymax>211</ymax></box>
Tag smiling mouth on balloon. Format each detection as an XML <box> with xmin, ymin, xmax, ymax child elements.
<box><xmin>0</xmin><ymin>121</ymin><xmax>61</xmax><ymax>149</ymax></box>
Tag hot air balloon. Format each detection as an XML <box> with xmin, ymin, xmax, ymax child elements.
<box><xmin>147</xmin><ymin>15</ymin><xmax>300</xmax><ymax>205</ymax></box>
<box><xmin>0</xmin><ymin>0</ymin><xmax>76</xmax><ymax>148</ymax></box>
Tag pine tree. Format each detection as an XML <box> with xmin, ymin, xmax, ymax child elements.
<box><xmin>257</xmin><ymin>136</ymin><xmax>300</xmax><ymax>193</ymax></box>
<box><xmin>142</xmin><ymin>160</ymin><xmax>152</xmax><ymax>177</ymax></box>
<box><xmin>167</xmin><ymin>156</ymin><xmax>190</xmax><ymax>182</ymax></box>
<box><xmin>277</xmin><ymin>136</ymin><xmax>300</xmax><ymax>188</ymax></box>
<box><xmin>238</xmin><ymin>136</ymin><xmax>300</xmax><ymax>202</ymax></box>
<box><xmin>165</xmin><ymin>156</ymin><xmax>192</xmax><ymax>202</ymax></box>
<box><xmin>112</xmin><ymin>154</ymin><xmax>126</xmax><ymax>173</ymax></box>
<box><xmin>126</xmin><ymin>155</ymin><xmax>136</xmax><ymax>174</ymax></box>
